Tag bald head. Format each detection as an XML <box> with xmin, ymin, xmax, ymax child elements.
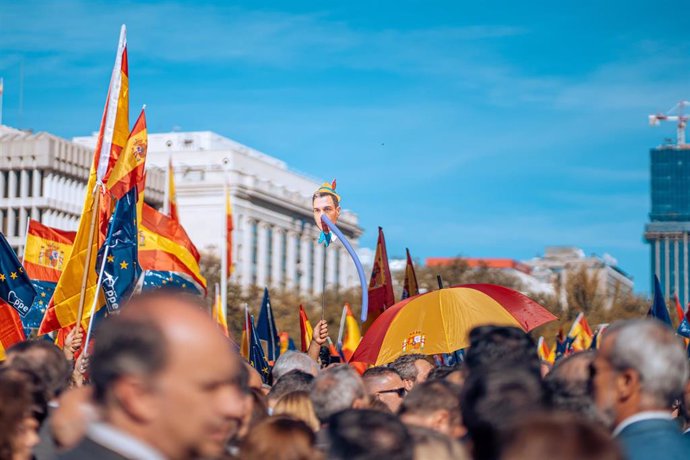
<box><xmin>89</xmin><ymin>291</ymin><xmax>244</xmax><ymax>460</ymax></box>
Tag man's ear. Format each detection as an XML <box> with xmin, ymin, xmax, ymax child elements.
<box><xmin>616</xmin><ymin>368</ymin><xmax>640</xmax><ymax>403</ymax></box>
<box><xmin>430</xmin><ymin>410</ymin><xmax>450</xmax><ymax>432</ymax></box>
<box><xmin>112</xmin><ymin>375</ymin><xmax>159</xmax><ymax>423</ymax></box>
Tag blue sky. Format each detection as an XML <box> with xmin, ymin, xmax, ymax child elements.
<box><xmin>1</xmin><ymin>0</ymin><xmax>689</xmax><ymax>293</ymax></box>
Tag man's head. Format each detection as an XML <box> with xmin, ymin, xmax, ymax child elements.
<box><xmin>465</xmin><ymin>325</ymin><xmax>540</xmax><ymax>379</ymax></box>
<box><xmin>461</xmin><ymin>367</ymin><xmax>544</xmax><ymax>460</ymax></box>
<box><xmin>544</xmin><ymin>351</ymin><xmax>605</xmax><ymax>426</ymax></box>
<box><xmin>363</xmin><ymin>367</ymin><xmax>406</xmax><ymax>413</ymax></box>
<box><xmin>310</xmin><ymin>365</ymin><xmax>367</xmax><ymax>423</ymax></box>
<box><xmin>272</xmin><ymin>351</ymin><xmax>319</xmax><ymax>382</ymax></box>
<box><xmin>267</xmin><ymin>370</ymin><xmax>314</xmax><ymax>408</ymax></box>
<box><xmin>328</xmin><ymin>409</ymin><xmax>413</xmax><ymax>460</ymax></box>
<box><xmin>389</xmin><ymin>354</ymin><xmax>435</xmax><ymax>391</ymax></box>
<box><xmin>312</xmin><ymin>192</ymin><xmax>341</xmax><ymax>231</ymax></box>
<box><xmin>90</xmin><ymin>291</ymin><xmax>244</xmax><ymax>460</ymax></box>
<box><xmin>6</xmin><ymin>340</ymin><xmax>71</xmax><ymax>402</ymax></box>
<box><xmin>591</xmin><ymin>319</ymin><xmax>689</xmax><ymax>430</ymax></box>
<box><xmin>399</xmin><ymin>380</ymin><xmax>464</xmax><ymax>438</ymax></box>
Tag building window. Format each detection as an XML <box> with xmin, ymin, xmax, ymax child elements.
<box><xmin>251</xmin><ymin>221</ymin><xmax>258</xmax><ymax>285</ymax></box>
<box><xmin>281</xmin><ymin>232</ymin><xmax>287</xmax><ymax>289</ymax></box>
<box><xmin>0</xmin><ymin>209</ymin><xmax>6</xmax><ymax>234</ymax></box>
<box><xmin>26</xmin><ymin>170</ymin><xmax>33</xmax><ymax>198</ymax></box>
<box><xmin>1</xmin><ymin>171</ymin><xmax>8</xmax><ymax>198</ymax></box>
<box><xmin>13</xmin><ymin>208</ymin><xmax>20</xmax><ymax>237</ymax></box>
<box><xmin>14</xmin><ymin>171</ymin><xmax>20</xmax><ymax>199</ymax></box>
<box><xmin>267</xmin><ymin>227</ymin><xmax>273</xmax><ymax>285</ymax></box>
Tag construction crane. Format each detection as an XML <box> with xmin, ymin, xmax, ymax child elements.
<box><xmin>649</xmin><ymin>100</ymin><xmax>690</xmax><ymax>148</ymax></box>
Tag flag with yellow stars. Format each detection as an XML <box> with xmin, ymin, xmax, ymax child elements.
<box><xmin>249</xmin><ymin>315</ymin><xmax>271</xmax><ymax>384</ymax></box>
<box><xmin>97</xmin><ymin>188</ymin><xmax>141</xmax><ymax>313</ymax></box>
<box><xmin>0</xmin><ymin>232</ymin><xmax>36</xmax><ymax>319</ymax></box>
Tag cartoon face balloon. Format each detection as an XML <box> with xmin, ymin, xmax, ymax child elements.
<box><xmin>313</xmin><ymin>180</ymin><xmax>341</xmax><ymax>246</ymax></box>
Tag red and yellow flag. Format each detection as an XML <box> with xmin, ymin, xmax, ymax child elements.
<box><xmin>167</xmin><ymin>158</ymin><xmax>179</xmax><ymax>221</ymax></box>
<box><xmin>225</xmin><ymin>189</ymin><xmax>234</xmax><ymax>277</ymax></box>
<box><xmin>23</xmin><ymin>220</ymin><xmax>76</xmax><ymax>283</ymax></box>
<box><xmin>568</xmin><ymin>312</ymin><xmax>594</xmax><ymax>351</ymax></box>
<box><xmin>40</xmin><ymin>26</ymin><xmax>129</xmax><ymax>334</ymax></box>
<box><xmin>139</xmin><ymin>204</ymin><xmax>207</xmax><ymax>292</ymax></box>
<box><xmin>105</xmin><ymin>108</ymin><xmax>147</xmax><ymax>200</ymax></box>
<box><xmin>341</xmin><ymin>303</ymin><xmax>361</xmax><ymax>362</ymax></box>
<box><xmin>299</xmin><ymin>304</ymin><xmax>313</xmax><ymax>353</ymax></box>
<box><xmin>240</xmin><ymin>306</ymin><xmax>250</xmax><ymax>359</ymax></box>
<box><xmin>0</xmin><ymin>300</ymin><xmax>26</xmax><ymax>361</ymax></box>
<box><xmin>674</xmin><ymin>295</ymin><xmax>685</xmax><ymax>325</ymax></box>
<box><xmin>401</xmin><ymin>248</ymin><xmax>419</xmax><ymax>300</ymax></box>
<box><xmin>537</xmin><ymin>336</ymin><xmax>555</xmax><ymax>364</ymax></box>
<box><xmin>212</xmin><ymin>284</ymin><xmax>228</xmax><ymax>337</ymax></box>
<box><xmin>363</xmin><ymin>227</ymin><xmax>395</xmax><ymax>332</ymax></box>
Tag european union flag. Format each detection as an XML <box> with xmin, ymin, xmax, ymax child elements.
<box><xmin>22</xmin><ymin>280</ymin><xmax>55</xmax><ymax>336</ymax></box>
<box><xmin>648</xmin><ymin>275</ymin><xmax>672</xmax><ymax>327</ymax></box>
<box><xmin>141</xmin><ymin>270</ymin><xmax>202</xmax><ymax>295</ymax></box>
<box><xmin>257</xmin><ymin>287</ymin><xmax>280</xmax><ymax>362</ymax></box>
<box><xmin>0</xmin><ymin>233</ymin><xmax>36</xmax><ymax>318</ymax></box>
<box><xmin>249</xmin><ymin>315</ymin><xmax>271</xmax><ymax>384</ymax></box>
<box><xmin>97</xmin><ymin>189</ymin><xmax>141</xmax><ymax>313</ymax></box>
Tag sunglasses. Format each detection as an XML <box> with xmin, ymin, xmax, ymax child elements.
<box><xmin>376</xmin><ymin>387</ymin><xmax>406</xmax><ymax>398</ymax></box>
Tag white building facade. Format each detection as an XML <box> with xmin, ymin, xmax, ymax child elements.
<box><xmin>0</xmin><ymin>125</ymin><xmax>164</xmax><ymax>255</ymax></box>
<box><xmin>74</xmin><ymin>131</ymin><xmax>363</xmax><ymax>295</ymax></box>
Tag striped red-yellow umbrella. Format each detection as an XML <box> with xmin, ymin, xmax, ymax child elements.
<box><xmin>350</xmin><ymin>284</ymin><xmax>557</xmax><ymax>365</ymax></box>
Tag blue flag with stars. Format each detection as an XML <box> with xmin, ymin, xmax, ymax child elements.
<box><xmin>23</xmin><ymin>280</ymin><xmax>55</xmax><ymax>336</ymax></box>
<box><xmin>97</xmin><ymin>189</ymin><xmax>141</xmax><ymax>313</ymax></box>
<box><xmin>0</xmin><ymin>232</ymin><xmax>36</xmax><ymax>318</ymax></box>
<box><xmin>647</xmin><ymin>275</ymin><xmax>672</xmax><ymax>327</ymax></box>
<box><xmin>249</xmin><ymin>315</ymin><xmax>271</xmax><ymax>384</ymax></box>
<box><xmin>257</xmin><ymin>287</ymin><xmax>280</xmax><ymax>362</ymax></box>
<box><xmin>141</xmin><ymin>270</ymin><xmax>202</xmax><ymax>295</ymax></box>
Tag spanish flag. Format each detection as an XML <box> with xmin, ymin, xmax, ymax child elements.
<box><xmin>139</xmin><ymin>204</ymin><xmax>207</xmax><ymax>293</ymax></box>
<box><xmin>299</xmin><ymin>304</ymin><xmax>313</xmax><ymax>353</ymax></box>
<box><xmin>39</xmin><ymin>26</ymin><xmax>129</xmax><ymax>334</ymax></box>
<box><xmin>105</xmin><ymin>108</ymin><xmax>147</xmax><ymax>200</ymax></box>
<box><xmin>166</xmin><ymin>158</ymin><xmax>179</xmax><ymax>221</ymax></box>
<box><xmin>568</xmin><ymin>312</ymin><xmax>594</xmax><ymax>351</ymax></box>
<box><xmin>212</xmin><ymin>284</ymin><xmax>228</xmax><ymax>337</ymax></box>
<box><xmin>23</xmin><ymin>220</ymin><xmax>76</xmax><ymax>283</ymax></box>
<box><xmin>225</xmin><ymin>188</ymin><xmax>234</xmax><ymax>277</ymax></box>
<box><xmin>401</xmin><ymin>248</ymin><xmax>419</xmax><ymax>300</ymax></box>
<box><xmin>341</xmin><ymin>304</ymin><xmax>361</xmax><ymax>362</ymax></box>
<box><xmin>363</xmin><ymin>227</ymin><xmax>395</xmax><ymax>332</ymax></box>
<box><xmin>537</xmin><ymin>336</ymin><xmax>555</xmax><ymax>364</ymax></box>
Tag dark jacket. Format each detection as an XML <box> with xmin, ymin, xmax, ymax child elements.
<box><xmin>616</xmin><ymin>418</ymin><xmax>690</xmax><ymax>460</ymax></box>
<box><xmin>56</xmin><ymin>436</ymin><xmax>129</xmax><ymax>460</ymax></box>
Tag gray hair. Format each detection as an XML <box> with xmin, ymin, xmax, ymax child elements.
<box><xmin>310</xmin><ymin>365</ymin><xmax>366</xmax><ymax>423</ymax></box>
<box><xmin>605</xmin><ymin>319</ymin><xmax>689</xmax><ymax>407</ymax></box>
<box><xmin>272</xmin><ymin>351</ymin><xmax>319</xmax><ymax>382</ymax></box>
<box><xmin>389</xmin><ymin>354</ymin><xmax>428</xmax><ymax>381</ymax></box>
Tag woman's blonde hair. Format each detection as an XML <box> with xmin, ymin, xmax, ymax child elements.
<box><xmin>272</xmin><ymin>391</ymin><xmax>320</xmax><ymax>432</ymax></box>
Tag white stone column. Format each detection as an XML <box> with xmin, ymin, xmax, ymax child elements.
<box><xmin>20</xmin><ymin>170</ymin><xmax>29</xmax><ymax>198</ymax></box>
<box><xmin>7</xmin><ymin>208</ymin><xmax>16</xmax><ymax>237</ymax></box>
<box><xmin>665</xmin><ymin>237</ymin><xmax>671</xmax><ymax>300</ymax></box>
<box><xmin>338</xmin><ymin>247</ymin><xmax>349</xmax><ymax>288</ymax></box>
<box><xmin>18</xmin><ymin>208</ymin><xmax>27</xmax><ymax>238</ymax></box>
<box><xmin>8</xmin><ymin>170</ymin><xmax>17</xmax><ymax>199</ymax></box>
<box><xmin>326</xmin><ymin>244</ymin><xmax>337</xmax><ymax>288</ymax></box>
<box><xmin>32</xmin><ymin>169</ymin><xmax>41</xmax><ymax>199</ymax></box>
<box><xmin>240</xmin><ymin>215</ymin><xmax>253</xmax><ymax>289</ymax></box>
<box><xmin>313</xmin><ymin>241</ymin><xmax>324</xmax><ymax>295</ymax></box>
<box><xmin>285</xmin><ymin>231</ymin><xmax>298</xmax><ymax>290</ymax></box>
<box><xmin>299</xmin><ymin>235</ymin><xmax>312</xmax><ymax>295</ymax></box>
<box><xmin>271</xmin><ymin>228</ymin><xmax>284</xmax><ymax>288</ymax></box>
<box><xmin>256</xmin><ymin>222</ymin><xmax>269</xmax><ymax>288</ymax></box>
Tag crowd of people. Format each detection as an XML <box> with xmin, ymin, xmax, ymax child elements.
<box><xmin>1</xmin><ymin>290</ymin><xmax>689</xmax><ymax>460</ymax></box>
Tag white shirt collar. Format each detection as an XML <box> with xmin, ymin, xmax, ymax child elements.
<box><xmin>612</xmin><ymin>411</ymin><xmax>674</xmax><ymax>437</ymax></box>
<box><xmin>88</xmin><ymin>422</ymin><xmax>166</xmax><ymax>460</ymax></box>
<box><xmin>684</xmin><ymin>427</ymin><xmax>690</xmax><ymax>435</ymax></box>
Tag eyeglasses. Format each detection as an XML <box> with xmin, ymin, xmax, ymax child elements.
<box><xmin>376</xmin><ymin>387</ymin><xmax>406</xmax><ymax>398</ymax></box>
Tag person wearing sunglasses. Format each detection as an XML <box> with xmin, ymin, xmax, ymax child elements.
<box><xmin>362</xmin><ymin>367</ymin><xmax>407</xmax><ymax>413</ymax></box>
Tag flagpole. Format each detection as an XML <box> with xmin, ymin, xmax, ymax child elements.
<box><xmin>82</xmin><ymin>243</ymin><xmax>109</xmax><ymax>355</ymax></box>
<box><xmin>336</xmin><ymin>304</ymin><xmax>347</xmax><ymax>348</ymax></box>
<box><xmin>220</xmin><ymin>169</ymin><xmax>228</xmax><ymax>319</ymax></box>
<box><xmin>76</xmin><ymin>187</ymin><xmax>101</xmax><ymax>324</ymax></box>
<box><xmin>321</xmin><ymin>248</ymin><xmax>327</xmax><ymax>320</ymax></box>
